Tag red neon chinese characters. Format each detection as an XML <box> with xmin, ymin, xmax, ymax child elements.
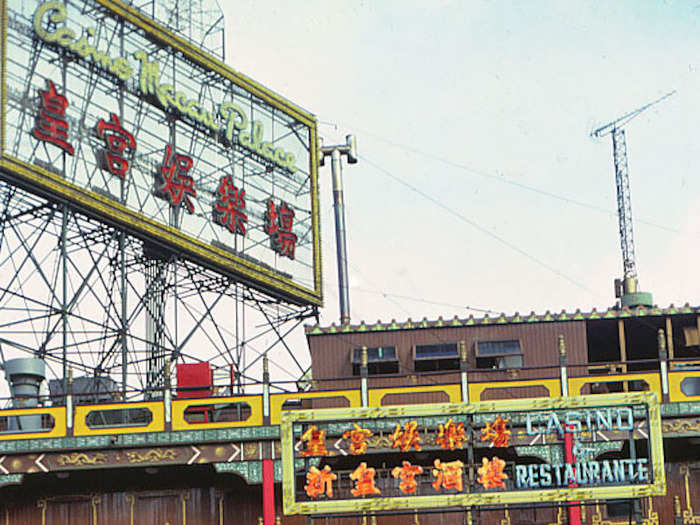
<box><xmin>300</xmin><ymin>425</ymin><xmax>329</xmax><ymax>457</ymax></box>
<box><xmin>342</xmin><ymin>423</ymin><xmax>373</xmax><ymax>455</ymax></box>
<box><xmin>431</xmin><ymin>459</ymin><xmax>465</xmax><ymax>492</ymax></box>
<box><xmin>96</xmin><ymin>113</ymin><xmax>136</xmax><ymax>178</ymax></box>
<box><xmin>214</xmin><ymin>175</ymin><xmax>247</xmax><ymax>235</ymax></box>
<box><xmin>391</xmin><ymin>461</ymin><xmax>423</xmax><ymax>494</ymax></box>
<box><xmin>350</xmin><ymin>462</ymin><xmax>381</xmax><ymax>497</ymax></box>
<box><xmin>304</xmin><ymin>465</ymin><xmax>337</xmax><ymax>499</ymax></box>
<box><xmin>436</xmin><ymin>418</ymin><xmax>467</xmax><ymax>450</ymax></box>
<box><xmin>389</xmin><ymin>420</ymin><xmax>422</xmax><ymax>452</ymax></box>
<box><xmin>155</xmin><ymin>144</ymin><xmax>196</xmax><ymax>214</ymax></box>
<box><xmin>480</xmin><ymin>416</ymin><xmax>511</xmax><ymax>447</ymax></box>
<box><xmin>264</xmin><ymin>200</ymin><xmax>298</xmax><ymax>259</ymax></box>
<box><xmin>477</xmin><ymin>457</ymin><xmax>508</xmax><ymax>489</ymax></box>
<box><xmin>32</xmin><ymin>79</ymin><xmax>74</xmax><ymax>155</ymax></box>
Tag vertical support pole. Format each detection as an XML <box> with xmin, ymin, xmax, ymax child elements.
<box><xmin>658</xmin><ymin>329</ymin><xmax>669</xmax><ymax>403</ymax></box>
<box><xmin>558</xmin><ymin>335</ymin><xmax>568</xmax><ymax>397</ymax></box>
<box><xmin>320</xmin><ymin>136</ymin><xmax>357</xmax><ymax>325</ymax></box>
<box><xmin>560</xmin><ymin>335</ymin><xmax>581</xmax><ymax>525</ymax></box>
<box><xmin>459</xmin><ymin>340</ymin><xmax>469</xmax><ymax>403</ymax></box>
<box><xmin>61</xmin><ymin>205</ymin><xmax>68</xmax><ymax>385</ymax></box>
<box><xmin>330</xmin><ymin>148</ymin><xmax>350</xmax><ymax>325</ymax></box>
<box><xmin>261</xmin><ymin>353</ymin><xmax>274</xmax><ymax>525</ymax></box>
<box><xmin>665</xmin><ymin>317</ymin><xmax>675</xmax><ymax>362</ymax></box>
<box><xmin>164</xmin><ymin>357</ymin><xmax>172</xmax><ymax>431</ymax></box>
<box><xmin>263</xmin><ymin>354</ymin><xmax>271</xmax><ymax>424</ymax></box>
<box><xmin>564</xmin><ymin>425</ymin><xmax>582</xmax><ymax>525</ymax></box>
<box><xmin>618</xmin><ymin>319</ymin><xmax>628</xmax><ymax>391</ymax></box>
<box><xmin>360</xmin><ymin>346</ymin><xmax>369</xmax><ymax>408</ymax></box>
<box><xmin>66</xmin><ymin>367</ymin><xmax>73</xmax><ymax>437</ymax></box>
<box><xmin>262</xmin><ymin>458</ymin><xmax>275</xmax><ymax>525</ymax></box>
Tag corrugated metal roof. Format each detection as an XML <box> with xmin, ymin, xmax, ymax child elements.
<box><xmin>305</xmin><ymin>303</ymin><xmax>699</xmax><ymax>336</ymax></box>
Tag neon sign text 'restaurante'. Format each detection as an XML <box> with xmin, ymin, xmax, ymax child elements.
<box><xmin>32</xmin><ymin>1</ymin><xmax>298</xmax><ymax>173</ymax></box>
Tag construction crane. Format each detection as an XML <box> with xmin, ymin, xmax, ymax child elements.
<box><xmin>591</xmin><ymin>90</ymin><xmax>675</xmax><ymax>308</ymax></box>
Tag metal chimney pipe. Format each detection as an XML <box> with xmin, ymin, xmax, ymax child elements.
<box><xmin>320</xmin><ymin>135</ymin><xmax>357</xmax><ymax>325</ymax></box>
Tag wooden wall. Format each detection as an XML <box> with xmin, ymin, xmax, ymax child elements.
<box><xmin>308</xmin><ymin>321</ymin><xmax>588</xmax><ymax>393</ymax></box>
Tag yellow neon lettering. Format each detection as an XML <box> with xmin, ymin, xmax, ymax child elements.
<box><xmin>68</xmin><ymin>35</ymin><xmax>94</xmax><ymax>59</ymax></box>
<box><xmin>185</xmin><ymin>100</ymin><xmax>200</xmax><ymax>120</ymax></box>
<box><xmin>55</xmin><ymin>27</ymin><xmax>75</xmax><ymax>47</ymax></box>
<box><xmin>156</xmin><ymin>84</ymin><xmax>174</xmax><ymax>109</ymax></box>
<box><xmin>173</xmin><ymin>91</ymin><xmax>188</xmax><ymax>113</ymax></box>
<box><xmin>34</xmin><ymin>1</ymin><xmax>66</xmax><ymax>43</ymax></box>
<box><xmin>89</xmin><ymin>48</ymin><xmax>114</xmax><ymax>71</ymax></box>
<box><xmin>111</xmin><ymin>58</ymin><xmax>133</xmax><ymax>81</ymax></box>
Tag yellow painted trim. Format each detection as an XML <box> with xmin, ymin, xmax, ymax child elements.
<box><xmin>270</xmin><ymin>390</ymin><xmax>361</xmax><ymax>425</ymax></box>
<box><xmin>95</xmin><ymin>0</ymin><xmax>315</xmax><ymax>126</ymax></box>
<box><xmin>668</xmin><ymin>369</ymin><xmax>700</xmax><ymax>402</ymax></box>
<box><xmin>74</xmin><ymin>401</ymin><xmax>164</xmax><ymax>435</ymax></box>
<box><xmin>469</xmin><ymin>378</ymin><xmax>561</xmax><ymax>401</ymax></box>
<box><xmin>568</xmin><ymin>373</ymin><xmax>661</xmax><ymax>398</ymax></box>
<box><xmin>0</xmin><ymin>156</ymin><xmax>321</xmax><ymax>306</ymax></box>
<box><xmin>368</xmin><ymin>384</ymin><xmax>462</xmax><ymax>407</ymax></box>
<box><xmin>0</xmin><ymin>406</ymin><xmax>66</xmax><ymax>440</ymax></box>
<box><xmin>308</xmin><ymin>123</ymin><xmax>323</xmax><ymax>303</ymax></box>
<box><xmin>280</xmin><ymin>393</ymin><xmax>664</xmax><ymax>515</ymax></box>
<box><xmin>171</xmin><ymin>395</ymin><xmax>263</xmax><ymax>430</ymax></box>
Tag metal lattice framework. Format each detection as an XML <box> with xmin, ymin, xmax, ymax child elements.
<box><xmin>0</xmin><ymin>0</ymin><xmax>319</xmax><ymax>397</ymax></box>
<box><xmin>0</xmin><ymin>181</ymin><xmax>316</xmax><ymax>396</ymax></box>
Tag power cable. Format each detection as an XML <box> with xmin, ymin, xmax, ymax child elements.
<box><xmin>360</xmin><ymin>155</ymin><xmax>603</xmax><ymax>298</ymax></box>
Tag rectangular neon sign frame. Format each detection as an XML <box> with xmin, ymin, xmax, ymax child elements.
<box><xmin>0</xmin><ymin>0</ymin><xmax>322</xmax><ymax>306</ymax></box>
<box><xmin>280</xmin><ymin>392</ymin><xmax>665</xmax><ymax>515</ymax></box>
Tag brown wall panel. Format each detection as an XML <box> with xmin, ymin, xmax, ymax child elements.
<box><xmin>309</xmin><ymin>321</ymin><xmax>588</xmax><ymax>396</ymax></box>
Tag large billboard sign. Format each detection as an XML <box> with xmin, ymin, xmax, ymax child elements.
<box><xmin>280</xmin><ymin>393</ymin><xmax>664</xmax><ymax>515</ymax></box>
<box><xmin>0</xmin><ymin>0</ymin><xmax>322</xmax><ymax>305</ymax></box>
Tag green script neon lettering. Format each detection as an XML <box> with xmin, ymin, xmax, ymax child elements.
<box><xmin>33</xmin><ymin>0</ymin><xmax>298</xmax><ymax>173</ymax></box>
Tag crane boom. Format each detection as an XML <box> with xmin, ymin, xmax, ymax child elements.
<box><xmin>593</xmin><ymin>91</ymin><xmax>675</xmax><ymax>306</ymax></box>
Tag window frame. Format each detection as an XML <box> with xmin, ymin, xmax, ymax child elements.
<box><xmin>351</xmin><ymin>346</ymin><xmax>399</xmax><ymax>375</ymax></box>
<box><xmin>474</xmin><ymin>339</ymin><xmax>524</xmax><ymax>370</ymax></box>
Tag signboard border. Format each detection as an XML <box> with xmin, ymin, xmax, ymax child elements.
<box><xmin>0</xmin><ymin>0</ymin><xmax>322</xmax><ymax>307</ymax></box>
<box><xmin>280</xmin><ymin>393</ymin><xmax>665</xmax><ymax>514</ymax></box>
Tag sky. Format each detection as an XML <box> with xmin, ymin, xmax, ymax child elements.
<box><xmin>219</xmin><ymin>1</ymin><xmax>700</xmax><ymax>341</ymax></box>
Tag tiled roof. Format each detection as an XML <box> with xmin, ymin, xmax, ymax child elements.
<box><xmin>305</xmin><ymin>304</ymin><xmax>699</xmax><ymax>336</ymax></box>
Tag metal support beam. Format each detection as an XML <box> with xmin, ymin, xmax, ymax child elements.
<box><xmin>320</xmin><ymin>135</ymin><xmax>357</xmax><ymax>325</ymax></box>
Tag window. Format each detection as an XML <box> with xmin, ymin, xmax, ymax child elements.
<box><xmin>352</xmin><ymin>346</ymin><xmax>398</xmax><ymax>375</ymax></box>
<box><xmin>475</xmin><ymin>340</ymin><xmax>523</xmax><ymax>369</ymax></box>
<box><xmin>414</xmin><ymin>343</ymin><xmax>459</xmax><ymax>372</ymax></box>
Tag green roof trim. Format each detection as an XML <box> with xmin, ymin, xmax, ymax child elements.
<box><xmin>305</xmin><ymin>305</ymin><xmax>699</xmax><ymax>336</ymax></box>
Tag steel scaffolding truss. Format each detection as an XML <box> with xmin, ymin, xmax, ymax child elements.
<box><xmin>0</xmin><ymin>181</ymin><xmax>317</xmax><ymax>397</ymax></box>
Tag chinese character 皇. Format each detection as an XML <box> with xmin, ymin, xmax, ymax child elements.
<box><xmin>391</xmin><ymin>461</ymin><xmax>423</xmax><ymax>494</ymax></box>
<box><xmin>480</xmin><ymin>416</ymin><xmax>511</xmax><ymax>447</ymax></box>
<box><xmin>155</xmin><ymin>144</ymin><xmax>196</xmax><ymax>214</ymax></box>
<box><xmin>436</xmin><ymin>418</ymin><xmax>467</xmax><ymax>450</ymax></box>
<box><xmin>389</xmin><ymin>420</ymin><xmax>422</xmax><ymax>452</ymax></box>
<box><xmin>350</xmin><ymin>462</ymin><xmax>381</xmax><ymax>497</ymax></box>
<box><xmin>213</xmin><ymin>175</ymin><xmax>247</xmax><ymax>235</ymax></box>
<box><xmin>264</xmin><ymin>200</ymin><xmax>298</xmax><ymax>259</ymax></box>
<box><xmin>477</xmin><ymin>457</ymin><xmax>508</xmax><ymax>490</ymax></box>
<box><xmin>96</xmin><ymin>113</ymin><xmax>136</xmax><ymax>179</ymax></box>
<box><xmin>304</xmin><ymin>465</ymin><xmax>337</xmax><ymax>499</ymax></box>
<box><xmin>431</xmin><ymin>459</ymin><xmax>464</xmax><ymax>492</ymax></box>
<box><xmin>342</xmin><ymin>423</ymin><xmax>373</xmax><ymax>455</ymax></box>
<box><xmin>32</xmin><ymin>79</ymin><xmax>74</xmax><ymax>155</ymax></box>
<box><xmin>300</xmin><ymin>425</ymin><xmax>330</xmax><ymax>457</ymax></box>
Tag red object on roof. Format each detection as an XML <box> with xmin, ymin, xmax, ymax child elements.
<box><xmin>176</xmin><ymin>362</ymin><xmax>213</xmax><ymax>398</ymax></box>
